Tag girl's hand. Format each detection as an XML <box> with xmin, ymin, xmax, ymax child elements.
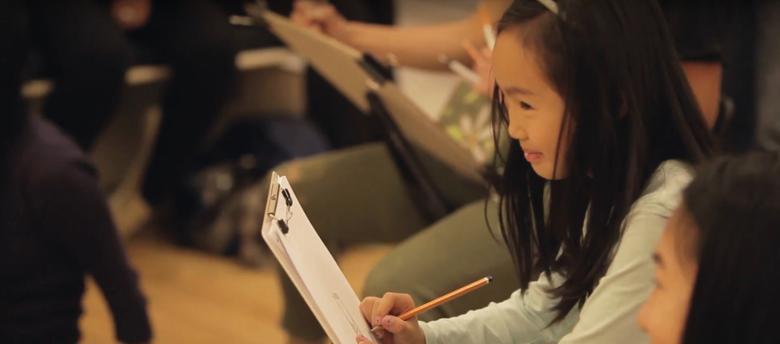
<box><xmin>356</xmin><ymin>293</ymin><xmax>426</xmax><ymax>344</ymax></box>
<box><xmin>291</xmin><ymin>0</ymin><xmax>350</xmax><ymax>42</ymax></box>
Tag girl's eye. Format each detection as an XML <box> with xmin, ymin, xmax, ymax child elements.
<box><xmin>519</xmin><ymin>101</ymin><xmax>534</xmax><ymax>110</ymax></box>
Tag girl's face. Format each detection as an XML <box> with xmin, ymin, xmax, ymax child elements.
<box><xmin>492</xmin><ymin>26</ymin><xmax>569</xmax><ymax>180</ymax></box>
<box><xmin>638</xmin><ymin>208</ymin><xmax>699</xmax><ymax>344</ymax></box>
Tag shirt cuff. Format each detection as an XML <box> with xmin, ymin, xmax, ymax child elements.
<box><xmin>419</xmin><ymin>321</ymin><xmax>437</xmax><ymax>344</ymax></box>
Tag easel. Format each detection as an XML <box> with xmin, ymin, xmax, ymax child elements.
<box><xmin>358</xmin><ymin>54</ymin><xmax>451</xmax><ymax>221</ymax></box>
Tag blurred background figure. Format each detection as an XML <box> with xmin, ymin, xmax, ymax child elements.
<box><xmin>25</xmin><ymin>0</ymin><xmax>243</xmax><ymax>210</ymax></box>
<box><xmin>1</xmin><ymin>1</ymin><xmax>151</xmax><ymax>342</ymax></box>
<box><xmin>270</xmin><ymin>0</ymin><xmax>397</xmax><ymax>148</ymax></box>
<box><xmin>639</xmin><ymin>151</ymin><xmax>780</xmax><ymax>343</ymax></box>
<box><xmin>755</xmin><ymin>1</ymin><xmax>780</xmax><ymax>151</ymax></box>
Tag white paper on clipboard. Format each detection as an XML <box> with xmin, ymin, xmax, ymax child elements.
<box><xmin>260</xmin><ymin>172</ymin><xmax>377</xmax><ymax>344</ymax></box>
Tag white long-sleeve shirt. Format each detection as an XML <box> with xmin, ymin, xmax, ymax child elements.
<box><xmin>420</xmin><ymin>160</ymin><xmax>693</xmax><ymax>344</ymax></box>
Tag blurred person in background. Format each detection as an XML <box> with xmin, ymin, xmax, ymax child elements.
<box><xmin>0</xmin><ymin>2</ymin><xmax>152</xmax><ymax>342</ymax></box>
<box><xmin>274</xmin><ymin>0</ymin><xmax>397</xmax><ymax>148</ymax></box>
<box><xmin>639</xmin><ymin>151</ymin><xmax>780</xmax><ymax>343</ymax></box>
<box><xmin>25</xmin><ymin>0</ymin><xmax>244</xmax><ymax>212</ymax></box>
<box><xmin>755</xmin><ymin>1</ymin><xmax>780</xmax><ymax>151</ymax></box>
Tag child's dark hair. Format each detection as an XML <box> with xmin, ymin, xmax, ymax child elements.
<box><xmin>681</xmin><ymin>151</ymin><xmax>780</xmax><ymax>343</ymax></box>
<box><xmin>490</xmin><ymin>0</ymin><xmax>713</xmax><ymax>321</ymax></box>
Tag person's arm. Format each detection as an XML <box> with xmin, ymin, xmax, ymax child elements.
<box><xmin>555</xmin><ymin>212</ymin><xmax>664</xmax><ymax>343</ymax></box>
<box><xmin>357</xmin><ymin>271</ymin><xmax>577</xmax><ymax>344</ymax></box>
<box><xmin>31</xmin><ymin>161</ymin><xmax>152</xmax><ymax>343</ymax></box>
<box><xmin>555</xmin><ymin>163</ymin><xmax>693</xmax><ymax>343</ymax></box>
<box><xmin>292</xmin><ymin>0</ymin><xmax>511</xmax><ymax>70</ymax></box>
<box><xmin>418</xmin><ymin>272</ymin><xmax>580</xmax><ymax>344</ymax></box>
<box><xmin>358</xmin><ymin>209</ymin><xmax>663</xmax><ymax>344</ymax></box>
<box><xmin>421</xmin><ymin>163</ymin><xmax>692</xmax><ymax>344</ymax></box>
<box><xmin>340</xmin><ymin>18</ymin><xmax>482</xmax><ymax>70</ymax></box>
<box><xmin>359</xmin><ymin>210</ymin><xmax>669</xmax><ymax>344</ymax></box>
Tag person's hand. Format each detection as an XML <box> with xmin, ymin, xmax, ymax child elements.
<box><xmin>111</xmin><ymin>0</ymin><xmax>152</xmax><ymax>31</ymax></box>
<box><xmin>355</xmin><ymin>293</ymin><xmax>426</xmax><ymax>344</ymax></box>
<box><xmin>291</xmin><ymin>0</ymin><xmax>350</xmax><ymax>42</ymax></box>
<box><xmin>463</xmin><ymin>39</ymin><xmax>494</xmax><ymax>97</ymax></box>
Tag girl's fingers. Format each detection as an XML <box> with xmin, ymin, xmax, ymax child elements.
<box><xmin>356</xmin><ymin>334</ymin><xmax>373</xmax><ymax>344</ymax></box>
<box><xmin>381</xmin><ymin>315</ymin><xmax>427</xmax><ymax>344</ymax></box>
<box><xmin>359</xmin><ymin>297</ymin><xmax>381</xmax><ymax>324</ymax></box>
<box><xmin>373</xmin><ymin>292</ymin><xmax>416</xmax><ymax>324</ymax></box>
<box><xmin>379</xmin><ymin>315</ymin><xmax>408</xmax><ymax>333</ymax></box>
<box><xmin>362</xmin><ymin>293</ymin><xmax>421</xmax><ymax>342</ymax></box>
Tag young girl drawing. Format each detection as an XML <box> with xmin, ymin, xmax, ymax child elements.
<box><xmin>356</xmin><ymin>0</ymin><xmax>713</xmax><ymax>342</ymax></box>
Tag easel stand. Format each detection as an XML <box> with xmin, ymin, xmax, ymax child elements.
<box><xmin>366</xmin><ymin>91</ymin><xmax>450</xmax><ymax>222</ymax></box>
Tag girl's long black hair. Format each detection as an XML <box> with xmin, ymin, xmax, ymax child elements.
<box><xmin>490</xmin><ymin>0</ymin><xmax>713</xmax><ymax>322</ymax></box>
<box><xmin>682</xmin><ymin>152</ymin><xmax>780</xmax><ymax>343</ymax></box>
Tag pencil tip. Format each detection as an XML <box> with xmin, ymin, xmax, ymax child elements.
<box><xmin>487</xmin><ymin>276</ymin><xmax>494</xmax><ymax>282</ymax></box>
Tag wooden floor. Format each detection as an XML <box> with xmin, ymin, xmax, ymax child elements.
<box><xmin>79</xmin><ymin>232</ymin><xmax>392</xmax><ymax>344</ymax></box>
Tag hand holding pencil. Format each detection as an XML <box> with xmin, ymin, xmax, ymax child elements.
<box><xmin>290</xmin><ymin>0</ymin><xmax>349</xmax><ymax>41</ymax></box>
<box><xmin>356</xmin><ymin>292</ymin><xmax>425</xmax><ymax>344</ymax></box>
<box><xmin>356</xmin><ymin>277</ymin><xmax>493</xmax><ymax>344</ymax></box>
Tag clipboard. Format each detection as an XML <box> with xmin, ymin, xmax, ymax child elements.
<box><xmin>252</xmin><ymin>8</ymin><xmax>487</xmax><ymax>185</ymax></box>
<box><xmin>261</xmin><ymin>172</ymin><xmax>377</xmax><ymax>344</ymax></box>
<box><xmin>255</xmin><ymin>7</ymin><xmax>375</xmax><ymax>112</ymax></box>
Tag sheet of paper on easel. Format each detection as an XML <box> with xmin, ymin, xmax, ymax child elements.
<box><xmin>261</xmin><ymin>173</ymin><xmax>377</xmax><ymax>344</ymax></box>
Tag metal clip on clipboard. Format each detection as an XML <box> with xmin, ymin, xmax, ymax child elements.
<box><xmin>265</xmin><ymin>174</ymin><xmax>295</xmax><ymax>235</ymax></box>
